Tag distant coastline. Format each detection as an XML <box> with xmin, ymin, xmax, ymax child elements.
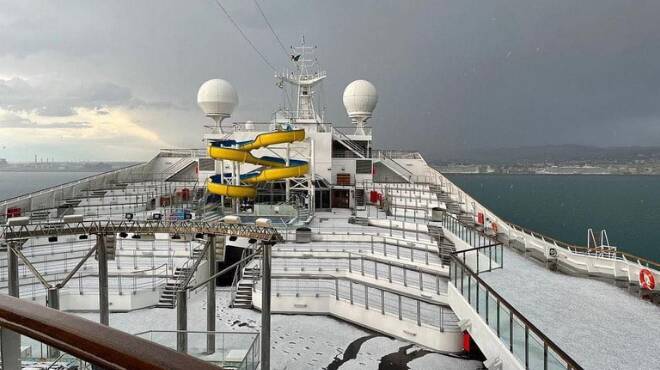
<box><xmin>433</xmin><ymin>164</ymin><xmax>660</xmax><ymax>176</ymax></box>
<box><xmin>0</xmin><ymin>169</ymin><xmax>109</xmax><ymax>173</ymax></box>
<box><xmin>437</xmin><ymin>171</ymin><xmax>660</xmax><ymax>176</ymax></box>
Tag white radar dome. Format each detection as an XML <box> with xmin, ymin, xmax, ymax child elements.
<box><xmin>197</xmin><ymin>79</ymin><xmax>238</xmax><ymax>121</ymax></box>
<box><xmin>342</xmin><ymin>80</ymin><xmax>378</xmax><ymax>120</ymax></box>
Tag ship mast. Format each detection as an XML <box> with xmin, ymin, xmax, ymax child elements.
<box><xmin>276</xmin><ymin>36</ymin><xmax>326</xmax><ymax>127</ymax></box>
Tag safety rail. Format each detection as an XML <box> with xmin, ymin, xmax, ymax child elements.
<box><xmin>0</xmin><ymin>295</ymin><xmax>220</xmax><ymax>370</ymax></box>
<box><xmin>449</xmin><ymin>253</ymin><xmax>583</xmax><ymax>370</ymax></box>
<box><xmin>158</xmin><ymin>148</ymin><xmax>208</xmax><ymax>158</ymax></box>
<box><xmin>507</xmin><ymin>221</ymin><xmax>660</xmax><ymax>271</ymax></box>
<box><xmin>375</xmin><ymin>151</ymin><xmax>415</xmax><ymax>181</ymax></box>
<box><xmin>2</xmin><ymin>179</ymin><xmax>201</xmax><ymax>224</ymax></box>
<box><xmin>264</xmin><ymin>250</ymin><xmax>448</xmax><ymax>293</ymax></box>
<box><xmin>452</xmin><ymin>244</ymin><xmax>504</xmax><ymax>275</ymax></box>
<box><xmin>1</xmin><ymin>264</ymin><xmax>170</xmax><ymax>298</ymax></box>
<box><xmin>440</xmin><ymin>211</ymin><xmax>500</xmax><ymax>250</ymax></box>
<box><xmin>331</xmin><ymin>127</ymin><xmax>368</xmax><ymax>158</ymax></box>
<box><xmin>372</xmin><ymin>149</ymin><xmax>423</xmax><ymax>159</ymax></box>
<box><xmin>258</xmin><ymin>275</ymin><xmax>459</xmax><ymax>332</ymax></box>
<box><xmin>274</xmin><ymin>237</ymin><xmax>442</xmax><ymax>267</ymax></box>
<box><xmin>331</xmin><ymin>126</ymin><xmax>373</xmax><ymax>136</ymax></box>
<box><xmin>426</xmin><ymin>166</ymin><xmax>660</xmax><ymax>275</ymax></box>
<box><xmin>134</xmin><ymin>330</ymin><xmax>260</xmax><ymax>370</ymax></box>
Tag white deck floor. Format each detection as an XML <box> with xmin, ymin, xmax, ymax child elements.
<box><xmin>481</xmin><ymin>247</ymin><xmax>660</xmax><ymax>370</ymax></box>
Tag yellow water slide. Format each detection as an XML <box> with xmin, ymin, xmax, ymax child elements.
<box><xmin>207</xmin><ymin>129</ymin><xmax>309</xmax><ymax>198</ymax></box>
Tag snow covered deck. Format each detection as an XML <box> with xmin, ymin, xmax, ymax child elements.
<box><xmin>479</xmin><ymin>247</ymin><xmax>660</xmax><ymax>370</ymax></box>
<box><xmin>72</xmin><ymin>290</ymin><xmax>483</xmax><ymax>370</ymax></box>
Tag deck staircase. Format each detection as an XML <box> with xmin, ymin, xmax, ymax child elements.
<box><xmin>231</xmin><ymin>266</ymin><xmax>261</xmax><ymax>309</ymax></box>
<box><xmin>376</xmin><ymin>153</ymin><xmax>414</xmax><ymax>183</ymax></box>
<box><xmin>331</xmin><ymin>128</ymin><xmax>367</xmax><ymax>158</ymax></box>
<box><xmin>29</xmin><ymin>210</ymin><xmax>51</xmax><ymax>222</ymax></box>
<box><xmin>355</xmin><ymin>189</ymin><xmax>365</xmax><ymax>207</ymax></box>
<box><xmin>431</xmin><ymin>185</ymin><xmax>475</xmax><ymax>225</ymax></box>
<box><xmin>156</xmin><ymin>265</ymin><xmax>193</xmax><ymax>309</ymax></box>
<box><xmin>348</xmin><ymin>216</ymin><xmax>370</xmax><ymax>226</ymax></box>
<box><xmin>57</xmin><ymin>199</ymin><xmax>81</xmax><ymax>217</ymax></box>
<box><xmin>427</xmin><ymin>224</ymin><xmax>455</xmax><ymax>265</ymax></box>
<box><xmin>297</xmin><ymin>207</ymin><xmax>311</xmax><ymax>223</ymax></box>
<box><xmin>163</xmin><ymin>158</ymin><xmax>196</xmax><ymax>181</ymax></box>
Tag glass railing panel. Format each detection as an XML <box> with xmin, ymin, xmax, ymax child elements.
<box><xmin>134</xmin><ymin>331</ymin><xmax>260</xmax><ymax>368</ymax></box>
<box><xmin>499</xmin><ymin>306</ymin><xmax>511</xmax><ymax>348</ymax></box>
<box><xmin>469</xmin><ymin>276</ymin><xmax>478</xmax><ymax>309</ymax></box>
<box><xmin>528</xmin><ymin>331</ymin><xmax>545</xmax><ymax>370</ymax></box>
<box><xmin>478</xmin><ymin>284</ymin><xmax>488</xmax><ymax>321</ymax></box>
<box><xmin>383</xmin><ymin>291</ymin><xmax>399</xmax><ymax>317</ymax></box>
<box><xmin>512</xmin><ymin>317</ymin><xmax>526</xmax><ymax>365</ymax></box>
<box><xmin>400</xmin><ymin>296</ymin><xmax>418</xmax><ymax>322</ymax></box>
<box><xmin>16</xmin><ymin>336</ymin><xmax>93</xmax><ymax>369</ymax></box>
<box><xmin>419</xmin><ymin>301</ymin><xmax>439</xmax><ymax>329</ymax></box>
<box><xmin>548</xmin><ymin>347</ymin><xmax>569</xmax><ymax>370</ymax></box>
<box><xmin>367</xmin><ymin>286</ymin><xmax>382</xmax><ymax>312</ymax></box>
<box><xmin>487</xmin><ymin>293</ymin><xmax>498</xmax><ymax>332</ymax></box>
<box><xmin>461</xmin><ymin>266</ymin><xmax>469</xmax><ymax>296</ymax></box>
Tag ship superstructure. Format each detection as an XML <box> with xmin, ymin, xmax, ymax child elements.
<box><xmin>0</xmin><ymin>42</ymin><xmax>658</xmax><ymax>370</ymax></box>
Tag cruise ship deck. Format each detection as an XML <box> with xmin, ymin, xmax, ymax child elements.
<box><xmin>0</xmin><ymin>43</ymin><xmax>658</xmax><ymax>370</ymax></box>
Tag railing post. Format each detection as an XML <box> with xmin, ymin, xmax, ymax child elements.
<box><xmin>47</xmin><ymin>287</ymin><xmax>61</xmax><ymax>358</ymax></box>
<box><xmin>260</xmin><ymin>241</ymin><xmax>272</xmax><ymax>370</ymax></box>
<box><xmin>381</xmin><ymin>290</ymin><xmax>385</xmax><ymax>314</ymax></box>
<box><xmin>2</xmin><ymin>242</ymin><xmax>21</xmax><ymax>370</ymax></box>
<box><xmin>176</xmin><ymin>289</ymin><xmax>187</xmax><ymax>353</ymax></box>
<box><xmin>97</xmin><ymin>234</ymin><xmax>109</xmax><ymax>326</ymax></box>
<box><xmin>206</xmin><ymin>236</ymin><xmax>216</xmax><ymax>354</ymax></box>
<box><xmin>349</xmin><ymin>282</ymin><xmax>354</xmax><ymax>304</ymax></box>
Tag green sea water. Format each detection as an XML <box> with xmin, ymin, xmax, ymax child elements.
<box><xmin>446</xmin><ymin>174</ymin><xmax>660</xmax><ymax>262</ymax></box>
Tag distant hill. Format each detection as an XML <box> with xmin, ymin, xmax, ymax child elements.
<box><xmin>437</xmin><ymin>145</ymin><xmax>660</xmax><ymax>165</ymax></box>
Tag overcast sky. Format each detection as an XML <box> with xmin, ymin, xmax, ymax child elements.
<box><xmin>1</xmin><ymin>0</ymin><xmax>660</xmax><ymax>162</ymax></box>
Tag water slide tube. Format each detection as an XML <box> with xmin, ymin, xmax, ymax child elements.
<box><xmin>207</xmin><ymin>129</ymin><xmax>309</xmax><ymax>198</ymax></box>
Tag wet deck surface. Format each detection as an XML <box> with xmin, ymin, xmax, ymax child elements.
<box><xmin>481</xmin><ymin>248</ymin><xmax>660</xmax><ymax>370</ymax></box>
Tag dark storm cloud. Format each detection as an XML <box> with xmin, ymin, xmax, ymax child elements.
<box><xmin>1</xmin><ymin>0</ymin><xmax>659</xmax><ymax>160</ymax></box>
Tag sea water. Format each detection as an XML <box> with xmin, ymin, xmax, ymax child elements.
<box><xmin>0</xmin><ymin>171</ymin><xmax>99</xmax><ymax>200</ymax></box>
<box><xmin>447</xmin><ymin>174</ymin><xmax>660</xmax><ymax>261</ymax></box>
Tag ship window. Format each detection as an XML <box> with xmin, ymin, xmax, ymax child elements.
<box><xmin>199</xmin><ymin>158</ymin><xmax>214</xmax><ymax>171</ymax></box>
<box><xmin>356</xmin><ymin>160</ymin><xmax>372</xmax><ymax>174</ymax></box>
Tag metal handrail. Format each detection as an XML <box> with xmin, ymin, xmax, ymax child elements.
<box><xmin>506</xmin><ymin>221</ymin><xmax>660</xmax><ymax>271</ymax></box>
<box><xmin>258</xmin><ymin>275</ymin><xmax>459</xmax><ymax>331</ymax></box>
<box><xmin>0</xmin><ymin>162</ymin><xmax>147</xmax><ymax>206</ymax></box>
<box><xmin>450</xmin><ymin>252</ymin><xmax>582</xmax><ymax>369</ymax></box>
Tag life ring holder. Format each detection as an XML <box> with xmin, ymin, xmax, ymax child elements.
<box><xmin>639</xmin><ymin>269</ymin><xmax>656</xmax><ymax>290</ymax></box>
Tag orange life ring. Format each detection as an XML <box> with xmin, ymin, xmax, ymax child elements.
<box><xmin>639</xmin><ymin>269</ymin><xmax>656</xmax><ymax>290</ymax></box>
<box><xmin>491</xmin><ymin>222</ymin><xmax>498</xmax><ymax>234</ymax></box>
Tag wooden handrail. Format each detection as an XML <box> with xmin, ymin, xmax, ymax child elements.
<box><xmin>0</xmin><ymin>295</ymin><xmax>220</xmax><ymax>370</ymax></box>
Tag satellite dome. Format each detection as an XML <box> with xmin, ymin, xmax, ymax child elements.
<box><xmin>342</xmin><ymin>80</ymin><xmax>378</xmax><ymax>120</ymax></box>
<box><xmin>197</xmin><ymin>79</ymin><xmax>238</xmax><ymax>121</ymax></box>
